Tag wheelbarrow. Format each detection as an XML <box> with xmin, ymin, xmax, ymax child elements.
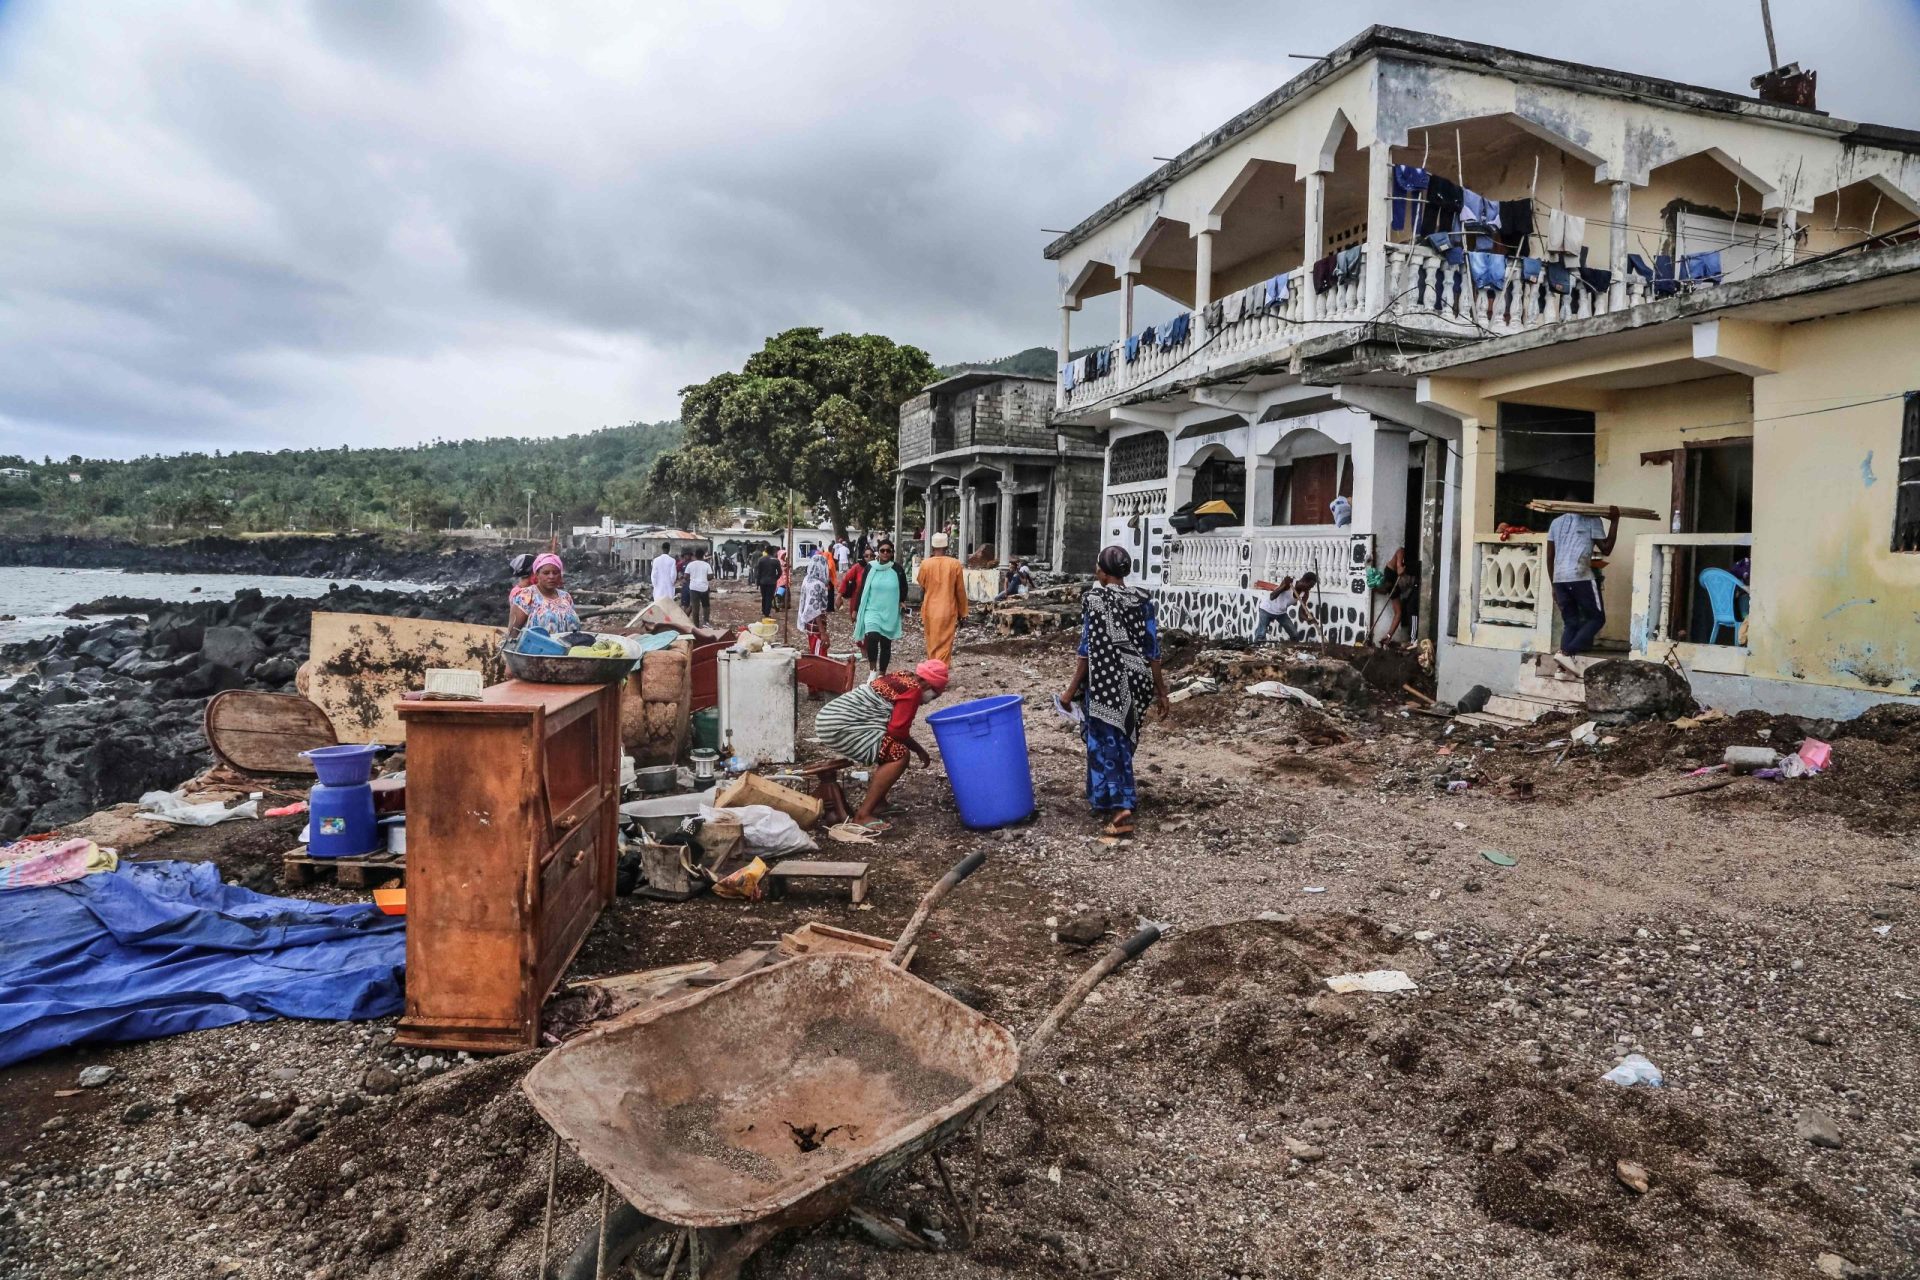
<box><xmin>522</xmin><ymin>854</ymin><xmax>1158</xmax><ymax>1279</ymax></box>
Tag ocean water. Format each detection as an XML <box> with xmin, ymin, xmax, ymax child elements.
<box><xmin>0</xmin><ymin>566</ymin><xmax>433</xmax><ymax>646</ymax></box>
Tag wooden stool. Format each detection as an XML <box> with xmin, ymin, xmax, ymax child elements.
<box><xmin>765</xmin><ymin>860</ymin><xmax>870</xmax><ymax>904</ymax></box>
<box><xmin>791</xmin><ymin>758</ymin><xmax>856</xmax><ymax>824</ymax></box>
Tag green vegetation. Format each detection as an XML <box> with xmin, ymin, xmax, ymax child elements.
<box><xmin>936</xmin><ymin>345</ymin><xmax>1059</xmax><ymax>378</ymax></box>
<box><xmin>2</xmin><ymin>330</ymin><xmax>1043</xmax><ymax>539</ymax></box>
<box><xmin>666</xmin><ymin>327</ymin><xmax>937</xmax><ymax>538</ymax></box>
<box><xmin>0</xmin><ymin>422</ymin><xmax>683</xmax><ymax>536</ymax></box>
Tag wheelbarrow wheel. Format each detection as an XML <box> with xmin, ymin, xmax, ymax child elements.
<box><xmin>559</xmin><ymin>1202</ymin><xmax>678</xmax><ymax>1280</ymax></box>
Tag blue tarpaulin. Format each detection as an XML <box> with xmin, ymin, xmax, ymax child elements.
<box><xmin>0</xmin><ymin>859</ymin><xmax>405</xmax><ymax>1068</ymax></box>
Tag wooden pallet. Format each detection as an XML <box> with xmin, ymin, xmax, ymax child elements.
<box><xmin>281</xmin><ymin>847</ymin><xmax>405</xmax><ymax>888</ymax></box>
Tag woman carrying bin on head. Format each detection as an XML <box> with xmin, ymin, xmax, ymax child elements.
<box><xmin>1058</xmin><ymin>546</ymin><xmax>1170</xmax><ymax>839</ymax></box>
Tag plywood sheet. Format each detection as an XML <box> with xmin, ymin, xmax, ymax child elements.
<box><xmin>307</xmin><ymin>612</ymin><xmax>506</xmax><ymax>743</ymax></box>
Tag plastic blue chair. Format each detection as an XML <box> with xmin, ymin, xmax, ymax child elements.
<box><xmin>1699</xmin><ymin>568</ymin><xmax>1751</xmax><ymax>644</ymax></box>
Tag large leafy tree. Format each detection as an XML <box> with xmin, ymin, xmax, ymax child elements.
<box><xmin>673</xmin><ymin>328</ymin><xmax>935</xmax><ymax>537</ymax></box>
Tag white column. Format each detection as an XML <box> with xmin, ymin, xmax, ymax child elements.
<box><xmin>1363</xmin><ymin>144</ymin><xmax>1391</xmax><ymax>316</ymax></box>
<box><xmin>1121</xmin><ymin>270</ymin><xmax>1137</xmax><ymax>341</ymax></box>
<box><xmin>1609</xmin><ymin>182</ymin><xmax>1631</xmax><ymax>307</ymax></box>
<box><xmin>1194</xmin><ymin>229</ymin><xmax>1215</xmax><ymax>314</ymax></box>
<box><xmin>1351</xmin><ymin>424</ymin><xmax>1410</xmax><ymax>550</ymax></box>
<box><xmin>892</xmin><ymin>475</ymin><xmax>906</xmax><ymax>546</ymax></box>
<box><xmin>959</xmin><ymin>485</ymin><xmax>975</xmax><ymax>554</ymax></box>
<box><xmin>1248</xmin><ymin>457</ymin><xmax>1277</xmax><ymax>530</ymax></box>
<box><xmin>997</xmin><ymin>473</ymin><xmax>1016</xmax><ymax>564</ymax></box>
<box><xmin>1303</xmin><ymin>171</ymin><xmax>1327</xmax><ymax>319</ymax></box>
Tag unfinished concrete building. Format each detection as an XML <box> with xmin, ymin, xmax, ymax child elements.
<box><xmin>894</xmin><ymin>371</ymin><xmax>1104</xmax><ymax>570</ymax></box>
<box><xmin>1044</xmin><ymin>26</ymin><xmax>1920</xmax><ymax>712</ymax></box>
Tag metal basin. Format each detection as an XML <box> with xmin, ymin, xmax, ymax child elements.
<box><xmin>500</xmin><ymin>646</ymin><xmax>634</xmax><ymax>685</ymax></box>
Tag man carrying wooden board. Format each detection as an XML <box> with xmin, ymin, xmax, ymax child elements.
<box><xmin>1544</xmin><ymin>503</ymin><xmax>1620</xmax><ymax>663</ymax></box>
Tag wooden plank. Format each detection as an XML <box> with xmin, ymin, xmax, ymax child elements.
<box><xmin>1525</xmin><ymin>499</ymin><xmax>1661</xmax><ymax>521</ymax></box>
<box><xmin>768</xmin><ymin>860</ymin><xmax>870</xmax><ymax>879</ymax></box>
<box><xmin>307</xmin><ymin>612</ymin><xmax>507</xmax><ymax>743</ymax></box>
<box><xmin>204</xmin><ymin>691</ymin><xmax>336</xmax><ymax>774</ymax></box>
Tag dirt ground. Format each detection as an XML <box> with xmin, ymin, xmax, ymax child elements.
<box><xmin>5</xmin><ymin>578</ymin><xmax>1918</xmax><ymax>1280</ymax></box>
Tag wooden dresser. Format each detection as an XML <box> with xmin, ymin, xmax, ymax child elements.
<box><xmin>395</xmin><ymin>679</ymin><xmax>620</xmax><ymax>1052</ymax></box>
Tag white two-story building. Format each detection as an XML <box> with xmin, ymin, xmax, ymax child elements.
<box><xmin>1046</xmin><ymin>27</ymin><xmax>1920</xmax><ymax>674</ymax></box>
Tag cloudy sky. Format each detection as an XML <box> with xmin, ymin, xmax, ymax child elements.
<box><xmin>3</xmin><ymin>0</ymin><xmax>1918</xmax><ymax>458</ymax></box>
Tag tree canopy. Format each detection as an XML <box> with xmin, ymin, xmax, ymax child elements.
<box><xmin>672</xmin><ymin>328</ymin><xmax>936</xmax><ymax>537</ymax></box>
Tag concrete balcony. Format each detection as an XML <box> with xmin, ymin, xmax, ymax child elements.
<box><xmin>1058</xmin><ymin>245</ymin><xmax>1674</xmax><ymax>415</ymax></box>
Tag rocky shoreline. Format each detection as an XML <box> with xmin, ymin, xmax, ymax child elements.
<box><xmin>0</xmin><ymin>583</ymin><xmax>514</xmax><ymax>838</ymax></box>
<box><xmin>0</xmin><ymin>533</ymin><xmax>517</xmax><ymax>586</ymax></box>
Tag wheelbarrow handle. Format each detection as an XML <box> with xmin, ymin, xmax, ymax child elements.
<box><xmin>1019</xmin><ymin>925</ymin><xmax>1161</xmax><ymax>1061</ymax></box>
<box><xmin>886</xmin><ymin>852</ymin><xmax>988</xmax><ymax>966</ymax></box>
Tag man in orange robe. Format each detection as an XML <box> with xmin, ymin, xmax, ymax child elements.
<box><xmin>914</xmin><ymin>532</ymin><xmax>969</xmax><ymax>665</ymax></box>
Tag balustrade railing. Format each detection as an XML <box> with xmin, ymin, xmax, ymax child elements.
<box><xmin>1472</xmin><ymin>536</ymin><xmax>1548</xmax><ymax>633</ymax></box>
<box><xmin>1165</xmin><ymin>534</ymin><xmax>1245</xmax><ymax>588</ymax></box>
<box><xmin>1059</xmin><ymin>243</ymin><xmax>1677</xmax><ymax>413</ymax></box>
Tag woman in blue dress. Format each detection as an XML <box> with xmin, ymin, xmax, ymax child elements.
<box><xmin>1058</xmin><ymin>545</ymin><xmax>1171</xmax><ymax>837</ymax></box>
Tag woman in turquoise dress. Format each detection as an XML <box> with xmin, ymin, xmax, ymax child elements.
<box><xmin>852</xmin><ymin>539</ymin><xmax>908</xmax><ymax>674</ymax></box>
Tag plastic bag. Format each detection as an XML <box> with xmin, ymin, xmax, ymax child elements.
<box><xmin>711</xmin><ymin>857</ymin><xmax>767</xmax><ymax>900</ymax></box>
<box><xmin>699</xmin><ymin>805</ymin><xmax>817</xmax><ymax>857</ymax></box>
<box><xmin>1601</xmin><ymin>1053</ymin><xmax>1663</xmax><ymax>1088</ymax></box>
<box><xmin>137</xmin><ymin>791</ymin><xmax>259</xmax><ymax>827</ymax></box>
<box><xmin>1244</xmin><ymin>681</ymin><xmax>1324</xmax><ymax>709</ymax></box>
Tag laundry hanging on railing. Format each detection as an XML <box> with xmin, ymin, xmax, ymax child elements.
<box><xmin>1263</xmin><ymin>271</ymin><xmax>1290</xmax><ymax>308</ymax></box>
<box><xmin>1461</xmin><ymin>190</ymin><xmax>1502</xmax><ymax>239</ymax></box>
<box><xmin>1392</xmin><ymin>164</ymin><xmax>1430</xmax><ymax>231</ymax></box>
<box><xmin>1311</xmin><ymin>253</ymin><xmax>1336</xmax><ymax>293</ymax></box>
<box><xmin>1498</xmin><ymin>199</ymin><xmax>1534</xmax><ymax>253</ymax></box>
<box><xmin>1062</xmin><ymin>360</ymin><xmax>1075</xmax><ymax>389</ymax></box>
<box><xmin>1418</xmin><ymin>175</ymin><xmax>1463</xmax><ymax>238</ymax></box>
<box><xmin>1155</xmin><ymin>312</ymin><xmax>1192</xmax><ymax>349</ymax></box>
<box><xmin>1467</xmin><ymin>251</ymin><xmax>1508</xmax><ymax>294</ymax></box>
<box><xmin>1627</xmin><ymin>254</ymin><xmax>1678</xmax><ymax>297</ymax></box>
<box><xmin>1545</xmin><ymin>209</ymin><xmax>1586</xmax><ymax>257</ymax></box>
<box><xmin>1333</xmin><ymin>246</ymin><xmax>1364</xmax><ymax>286</ymax></box>
<box><xmin>1680</xmin><ymin>250</ymin><xmax>1724</xmax><ymax>284</ymax></box>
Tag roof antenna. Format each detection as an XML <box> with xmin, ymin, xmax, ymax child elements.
<box><xmin>1759</xmin><ymin>0</ymin><xmax>1779</xmax><ymax>70</ymax></box>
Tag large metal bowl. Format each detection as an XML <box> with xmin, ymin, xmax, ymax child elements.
<box><xmin>500</xmin><ymin>645</ymin><xmax>636</xmax><ymax>685</ymax></box>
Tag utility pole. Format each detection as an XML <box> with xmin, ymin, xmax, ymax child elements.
<box><xmin>524</xmin><ymin>488</ymin><xmax>535</xmax><ymax>541</ymax></box>
<box><xmin>1759</xmin><ymin>0</ymin><xmax>1779</xmax><ymax>69</ymax></box>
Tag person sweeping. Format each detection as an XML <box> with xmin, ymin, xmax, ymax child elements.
<box><xmin>813</xmin><ymin>659</ymin><xmax>950</xmax><ymax>833</ymax></box>
<box><xmin>1058</xmin><ymin>546</ymin><xmax>1170</xmax><ymax>838</ymax></box>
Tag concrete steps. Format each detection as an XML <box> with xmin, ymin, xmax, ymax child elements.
<box><xmin>1485</xmin><ymin>691</ymin><xmax>1578</xmax><ymax>723</ymax></box>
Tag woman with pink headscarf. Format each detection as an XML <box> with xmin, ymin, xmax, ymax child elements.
<box><xmin>812</xmin><ymin>658</ymin><xmax>950</xmax><ymax>833</ymax></box>
<box><xmin>508</xmin><ymin>553</ymin><xmax>581</xmax><ymax>634</ymax></box>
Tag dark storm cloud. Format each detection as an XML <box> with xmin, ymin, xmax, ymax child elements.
<box><xmin>0</xmin><ymin>0</ymin><xmax>1915</xmax><ymax>457</ymax></box>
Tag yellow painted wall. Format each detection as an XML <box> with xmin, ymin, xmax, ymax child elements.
<box><xmin>1591</xmin><ymin>376</ymin><xmax>1752</xmax><ymax>641</ymax></box>
<box><xmin>1748</xmin><ymin>304</ymin><xmax>1920</xmax><ymax>694</ymax></box>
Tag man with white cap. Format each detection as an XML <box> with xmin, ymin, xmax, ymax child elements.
<box><xmin>914</xmin><ymin>531</ymin><xmax>969</xmax><ymax>665</ymax></box>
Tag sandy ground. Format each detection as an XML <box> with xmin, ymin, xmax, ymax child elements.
<box><xmin>4</xmin><ymin>577</ymin><xmax>1917</xmax><ymax>1280</ymax></box>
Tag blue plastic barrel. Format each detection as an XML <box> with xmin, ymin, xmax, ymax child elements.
<box><xmin>308</xmin><ymin>782</ymin><xmax>378</xmax><ymax>857</ymax></box>
<box><xmin>926</xmin><ymin>694</ymin><xmax>1035</xmax><ymax>829</ymax></box>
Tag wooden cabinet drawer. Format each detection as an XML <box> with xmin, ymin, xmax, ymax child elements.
<box><xmin>538</xmin><ymin>814</ymin><xmax>601</xmax><ymax>968</ymax></box>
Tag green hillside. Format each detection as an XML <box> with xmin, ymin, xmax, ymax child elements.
<box><xmin>0</xmin><ymin>421</ymin><xmax>683</xmax><ymax>536</ymax></box>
